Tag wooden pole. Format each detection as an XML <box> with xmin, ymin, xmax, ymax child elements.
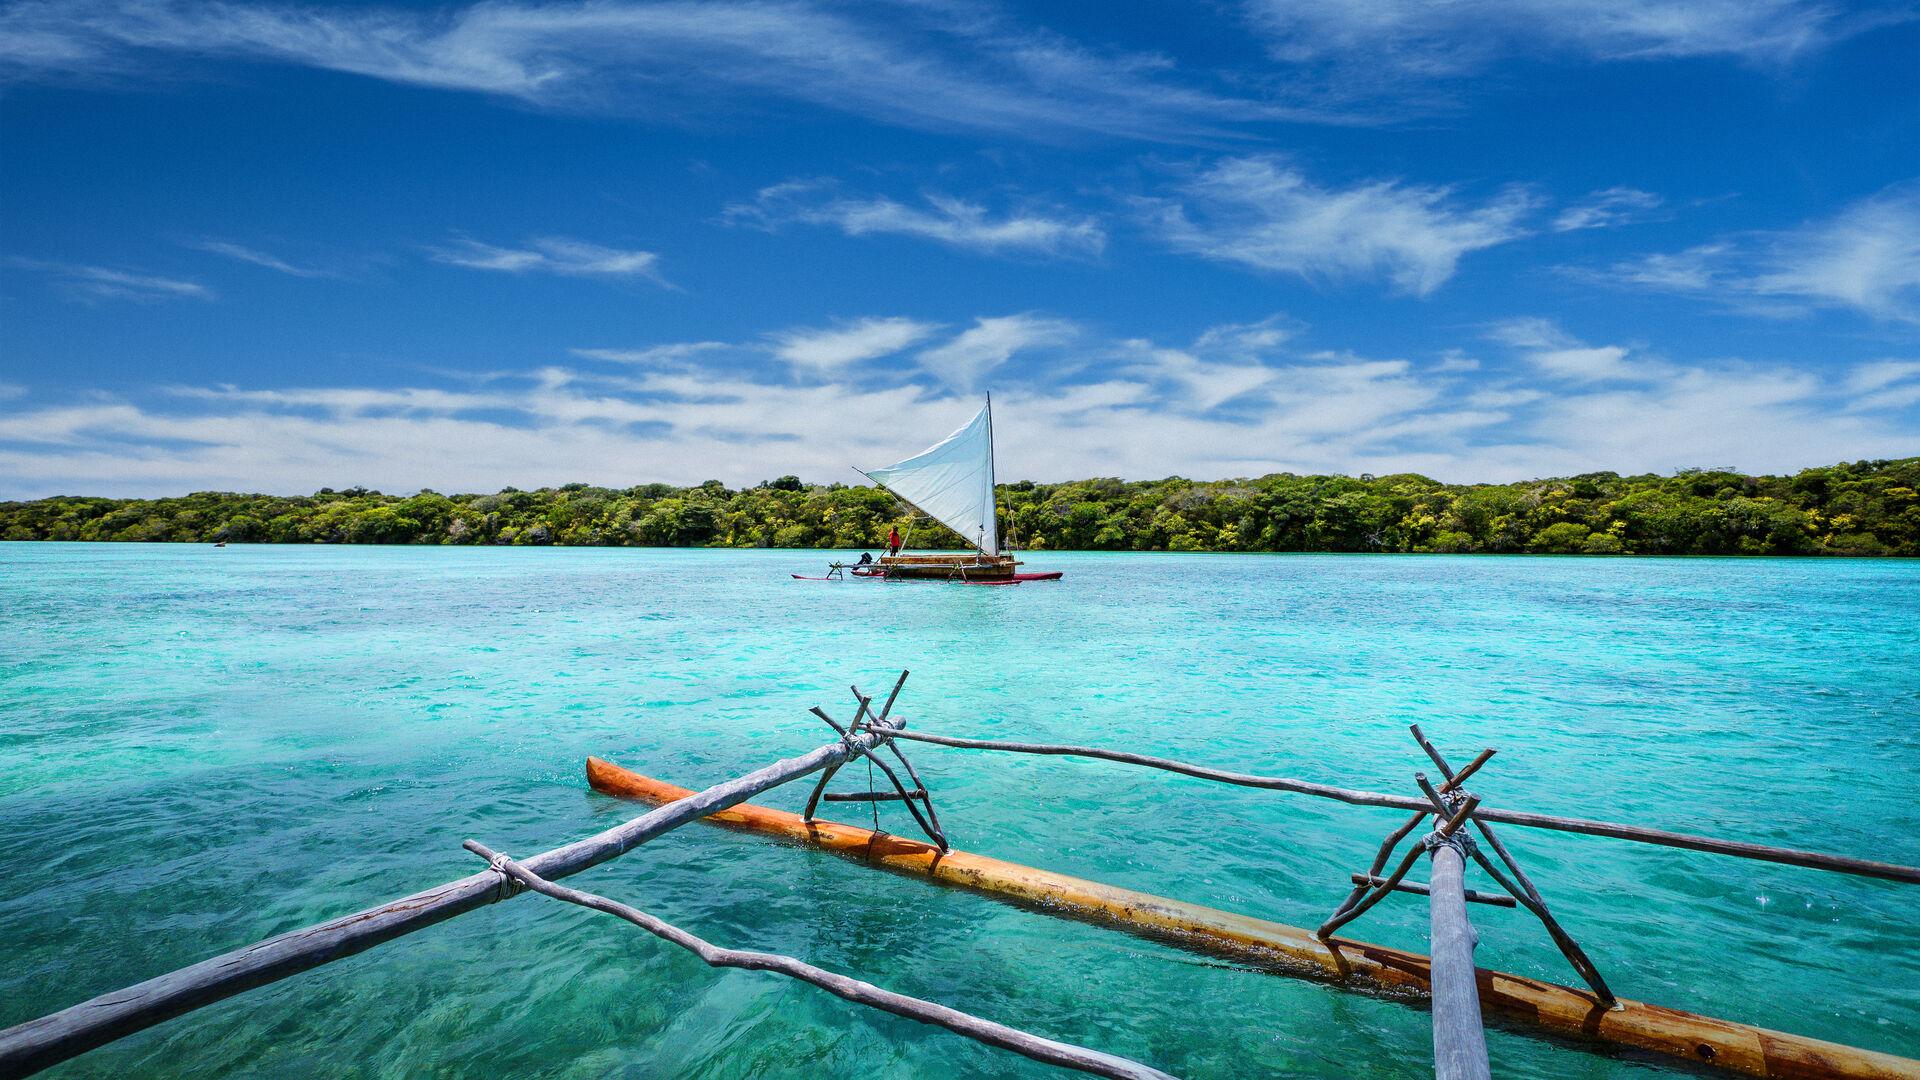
<box><xmin>0</xmin><ymin>731</ymin><xmax>893</xmax><ymax>1079</ymax></box>
<box><xmin>801</xmin><ymin>671</ymin><xmax>908</xmax><ymax>824</ymax></box>
<box><xmin>1427</xmin><ymin>839</ymin><xmax>1492</xmax><ymax>1080</ymax></box>
<box><xmin>463</xmin><ymin>842</ymin><xmax>1176</xmax><ymax>1080</ymax></box>
<box><xmin>586</xmin><ymin>758</ymin><xmax>1920</xmax><ymax>1080</ymax></box>
<box><xmin>1347</xmin><ymin>874</ymin><xmax>1516</xmax><ymax>907</ymax></box>
<box><xmin>1410</xmin><ymin>725</ymin><xmax>1616</xmax><ymax>1004</ymax></box>
<box><xmin>885</xmin><ymin>729</ymin><xmax>1920</xmax><ymax>885</ymax></box>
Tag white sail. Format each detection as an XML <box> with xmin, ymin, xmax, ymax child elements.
<box><xmin>863</xmin><ymin>402</ymin><xmax>999</xmax><ymax>555</ymax></box>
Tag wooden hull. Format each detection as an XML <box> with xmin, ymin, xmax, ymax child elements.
<box><xmin>585</xmin><ymin>756</ymin><xmax>1920</xmax><ymax>1080</ymax></box>
<box><xmin>877</xmin><ymin>553</ymin><xmax>1019</xmax><ymax>580</ymax></box>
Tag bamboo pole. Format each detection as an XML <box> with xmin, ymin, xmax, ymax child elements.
<box><xmin>586</xmin><ymin>758</ymin><xmax>1920</xmax><ymax>1080</ymax></box>
<box><xmin>462</xmin><ymin>842</ymin><xmax>1176</xmax><ymax>1080</ymax></box>
<box><xmin>1427</xmin><ymin>840</ymin><xmax>1491</xmax><ymax>1080</ymax></box>
<box><xmin>885</xmin><ymin>729</ymin><xmax>1920</xmax><ymax>885</ymax></box>
<box><xmin>0</xmin><ymin>731</ymin><xmax>894</xmax><ymax>1079</ymax></box>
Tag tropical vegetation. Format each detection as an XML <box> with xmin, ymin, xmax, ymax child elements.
<box><xmin>3</xmin><ymin>457</ymin><xmax>1916</xmax><ymax>555</ymax></box>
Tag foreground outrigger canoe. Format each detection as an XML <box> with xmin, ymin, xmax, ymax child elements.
<box><xmin>587</xmin><ymin>756</ymin><xmax>1920</xmax><ymax>1080</ymax></box>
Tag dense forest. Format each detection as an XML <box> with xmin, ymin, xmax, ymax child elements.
<box><xmin>3</xmin><ymin>457</ymin><xmax>1916</xmax><ymax>555</ymax></box>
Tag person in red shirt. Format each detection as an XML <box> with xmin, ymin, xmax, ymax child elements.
<box><xmin>887</xmin><ymin>526</ymin><xmax>902</xmax><ymax>555</ymax></box>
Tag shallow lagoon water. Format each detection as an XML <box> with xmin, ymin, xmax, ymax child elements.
<box><xmin>2</xmin><ymin>542</ymin><xmax>1917</xmax><ymax>1078</ymax></box>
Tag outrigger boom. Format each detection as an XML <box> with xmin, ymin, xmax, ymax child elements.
<box><xmin>588</xmin><ymin>756</ymin><xmax>1920</xmax><ymax>1080</ymax></box>
<box><xmin>6</xmin><ymin>675</ymin><xmax>1915</xmax><ymax>1080</ymax></box>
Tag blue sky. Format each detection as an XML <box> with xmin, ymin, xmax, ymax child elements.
<box><xmin>1</xmin><ymin>0</ymin><xmax>1917</xmax><ymax>498</ymax></box>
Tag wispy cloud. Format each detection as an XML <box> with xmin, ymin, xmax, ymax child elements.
<box><xmin>1142</xmin><ymin>156</ymin><xmax>1537</xmax><ymax>296</ymax></box>
<box><xmin>1553</xmin><ymin>187</ymin><xmax>1663</xmax><ymax>232</ymax></box>
<box><xmin>1485</xmin><ymin>317</ymin><xmax>1656</xmax><ymax>382</ymax></box>
<box><xmin>1845</xmin><ymin>360</ymin><xmax>1920</xmax><ymax>411</ymax></box>
<box><xmin>769</xmin><ymin>317</ymin><xmax>938</xmax><ymax>372</ymax></box>
<box><xmin>5</xmin><ymin>257</ymin><xmax>213</xmax><ymax>302</ymax></box>
<box><xmin>0</xmin><ymin>0</ymin><xmax>1349</xmax><ymax>140</ymax></box>
<box><xmin>1243</xmin><ymin>0</ymin><xmax>1871</xmax><ymax>75</ymax></box>
<box><xmin>570</xmin><ymin>342</ymin><xmax>731</xmax><ymax>365</ymax></box>
<box><xmin>428</xmin><ymin>236</ymin><xmax>666</xmax><ymax>282</ymax></box>
<box><xmin>191</xmin><ymin>239</ymin><xmax>333</xmax><ymax>277</ymax></box>
<box><xmin>725</xmin><ymin>180</ymin><xmax>1106</xmax><ymax>258</ymax></box>
<box><xmin>917</xmin><ymin>314</ymin><xmax>1078</xmax><ymax>389</ymax></box>
<box><xmin>1582</xmin><ymin>185</ymin><xmax>1920</xmax><ymax>321</ymax></box>
<box><xmin>3</xmin><ymin>315</ymin><xmax>1915</xmax><ymax>498</ymax></box>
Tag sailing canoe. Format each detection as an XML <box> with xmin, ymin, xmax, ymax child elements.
<box><xmin>586</xmin><ymin>756</ymin><xmax>1920</xmax><ymax>1080</ymax></box>
<box><xmin>851</xmin><ymin>398</ymin><xmax>1060</xmax><ymax>583</ymax></box>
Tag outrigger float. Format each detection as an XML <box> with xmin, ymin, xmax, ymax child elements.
<box><xmin>4</xmin><ymin>674</ymin><xmax>1917</xmax><ymax>1080</ymax></box>
<box><xmin>796</xmin><ymin>396</ymin><xmax>1063</xmax><ymax>584</ymax></box>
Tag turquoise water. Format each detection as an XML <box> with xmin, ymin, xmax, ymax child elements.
<box><xmin>3</xmin><ymin>543</ymin><xmax>1917</xmax><ymax>1079</ymax></box>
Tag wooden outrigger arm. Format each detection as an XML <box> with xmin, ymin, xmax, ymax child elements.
<box><xmin>586</xmin><ymin>757</ymin><xmax>1920</xmax><ymax>1080</ymax></box>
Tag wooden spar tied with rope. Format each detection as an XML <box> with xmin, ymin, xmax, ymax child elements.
<box><xmin>587</xmin><ymin>756</ymin><xmax>1920</xmax><ymax>1080</ymax></box>
<box><xmin>460</xmin><ymin>841</ymin><xmax>1174</xmax><ymax>1080</ymax></box>
<box><xmin>0</xmin><ymin>690</ymin><xmax>1167</xmax><ymax>1080</ymax></box>
<box><xmin>5</xmin><ymin>671</ymin><xmax>1918</xmax><ymax>1080</ymax></box>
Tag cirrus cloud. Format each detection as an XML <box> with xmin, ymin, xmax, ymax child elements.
<box><xmin>1141</xmin><ymin>156</ymin><xmax>1538</xmax><ymax>296</ymax></box>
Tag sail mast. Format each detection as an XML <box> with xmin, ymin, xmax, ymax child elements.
<box><xmin>985</xmin><ymin>393</ymin><xmax>998</xmax><ymax>555</ymax></box>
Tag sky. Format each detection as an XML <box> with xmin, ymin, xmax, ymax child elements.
<box><xmin>1</xmin><ymin>0</ymin><xmax>1917</xmax><ymax>498</ymax></box>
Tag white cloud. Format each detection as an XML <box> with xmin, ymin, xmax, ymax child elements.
<box><xmin>1244</xmin><ymin>0</ymin><xmax>1858</xmax><ymax>74</ymax></box>
<box><xmin>0</xmin><ymin>0</ymin><xmax>1343</xmax><ymax>140</ymax></box>
<box><xmin>1585</xmin><ymin>185</ymin><xmax>1920</xmax><ymax>321</ymax></box>
<box><xmin>428</xmin><ymin>236</ymin><xmax>665</xmax><ymax>281</ymax></box>
<box><xmin>1749</xmin><ymin>187</ymin><xmax>1920</xmax><ymax>320</ymax></box>
<box><xmin>1845</xmin><ymin>360</ymin><xmax>1920</xmax><ymax>411</ymax></box>
<box><xmin>3</xmin><ymin>315</ymin><xmax>1915</xmax><ymax>499</ymax></box>
<box><xmin>1144</xmin><ymin>156</ymin><xmax>1537</xmax><ymax>296</ymax></box>
<box><xmin>770</xmin><ymin>317</ymin><xmax>937</xmax><ymax>372</ymax></box>
<box><xmin>1553</xmin><ymin>187</ymin><xmax>1663</xmax><ymax>231</ymax></box>
<box><xmin>5</xmin><ymin>258</ymin><xmax>213</xmax><ymax>302</ymax></box>
<box><xmin>192</xmin><ymin>240</ymin><xmax>332</xmax><ymax>277</ymax></box>
<box><xmin>569</xmin><ymin>342</ymin><xmax>730</xmax><ymax>365</ymax></box>
<box><xmin>725</xmin><ymin>181</ymin><xmax>1106</xmax><ymax>259</ymax></box>
<box><xmin>1486</xmin><ymin>317</ymin><xmax>1653</xmax><ymax>382</ymax></box>
<box><xmin>1191</xmin><ymin>315</ymin><xmax>1301</xmax><ymax>358</ymax></box>
<box><xmin>917</xmin><ymin>314</ymin><xmax>1078</xmax><ymax>389</ymax></box>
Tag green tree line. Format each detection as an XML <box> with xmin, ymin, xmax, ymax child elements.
<box><xmin>4</xmin><ymin>457</ymin><xmax>1916</xmax><ymax>555</ymax></box>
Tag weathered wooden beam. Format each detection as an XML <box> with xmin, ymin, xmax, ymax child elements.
<box><xmin>1427</xmin><ymin>841</ymin><xmax>1492</xmax><ymax>1080</ymax></box>
<box><xmin>463</xmin><ymin>842</ymin><xmax>1177</xmax><ymax>1080</ymax></box>
<box><xmin>587</xmin><ymin>758</ymin><xmax>1920</xmax><ymax>1080</ymax></box>
<box><xmin>1348</xmin><ymin>874</ymin><xmax>1517</xmax><ymax>908</ymax></box>
<box><xmin>823</xmin><ymin>788</ymin><xmax>928</xmax><ymax>802</ymax></box>
<box><xmin>886</xmin><ymin>729</ymin><xmax>1920</xmax><ymax>885</ymax></box>
<box><xmin>1411</xmin><ymin>725</ymin><xmax>1616</xmax><ymax>1004</ymax></box>
<box><xmin>0</xmin><ymin>731</ymin><xmax>894</xmax><ymax>1079</ymax></box>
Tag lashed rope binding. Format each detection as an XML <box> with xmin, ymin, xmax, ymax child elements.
<box><xmin>1316</xmin><ymin>725</ymin><xmax>1616</xmax><ymax>1006</ymax></box>
<box><xmin>800</xmin><ymin>670</ymin><xmax>951</xmax><ymax>852</ymax></box>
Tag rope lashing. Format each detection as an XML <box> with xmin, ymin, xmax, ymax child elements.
<box><xmin>484</xmin><ymin>850</ymin><xmax>525</xmax><ymax>900</ymax></box>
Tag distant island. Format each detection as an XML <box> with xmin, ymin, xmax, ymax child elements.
<box><xmin>3</xmin><ymin>457</ymin><xmax>1915</xmax><ymax>556</ymax></box>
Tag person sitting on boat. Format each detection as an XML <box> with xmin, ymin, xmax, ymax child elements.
<box><xmin>887</xmin><ymin>526</ymin><xmax>902</xmax><ymax>555</ymax></box>
<box><xmin>857</xmin><ymin>552</ymin><xmax>873</xmax><ymax>565</ymax></box>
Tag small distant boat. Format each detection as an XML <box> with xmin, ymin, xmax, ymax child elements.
<box><xmin>798</xmin><ymin>396</ymin><xmax>1061</xmax><ymax>584</ymax></box>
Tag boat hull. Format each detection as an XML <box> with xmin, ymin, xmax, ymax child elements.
<box><xmin>857</xmin><ymin>553</ymin><xmax>1061</xmax><ymax>582</ymax></box>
